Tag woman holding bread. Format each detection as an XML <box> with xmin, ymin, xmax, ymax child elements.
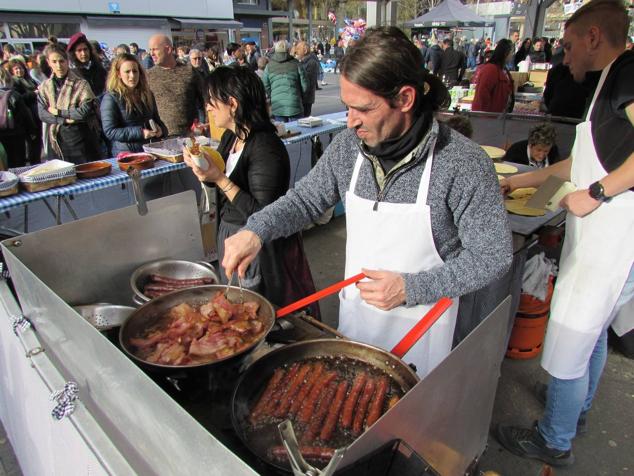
<box><xmin>184</xmin><ymin>65</ymin><xmax>319</xmax><ymax>316</ymax></box>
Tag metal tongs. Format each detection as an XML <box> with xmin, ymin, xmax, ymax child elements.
<box><xmin>126</xmin><ymin>168</ymin><xmax>148</xmax><ymax>216</ymax></box>
<box><xmin>226</xmin><ymin>273</ymin><xmax>245</xmax><ymax>304</ymax></box>
<box><xmin>278</xmin><ymin>420</ymin><xmax>346</xmax><ymax>476</ymax></box>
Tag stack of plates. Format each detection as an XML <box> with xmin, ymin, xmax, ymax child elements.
<box><xmin>297</xmin><ymin>116</ymin><xmax>323</xmax><ymax>128</ymax></box>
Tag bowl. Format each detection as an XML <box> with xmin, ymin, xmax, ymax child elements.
<box><xmin>76</xmin><ymin>161</ymin><xmax>112</xmax><ymax>179</ymax></box>
<box><xmin>74</xmin><ymin>303</ymin><xmax>136</xmax><ymax>331</ymax></box>
<box><xmin>130</xmin><ymin>259</ymin><xmax>220</xmax><ymax>304</ymax></box>
<box><xmin>117</xmin><ymin>154</ymin><xmax>155</xmax><ymax>172</ymax></box>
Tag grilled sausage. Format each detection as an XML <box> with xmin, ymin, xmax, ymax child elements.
<box><xmin>305</xmin><ymin>379</ymin><xmax>339</xmax><ymax>443</ymax></box>
<box><xmin>149</xmin><ymin>274</ymin><xmax>215</xmax><ymax>285</ymax></box>
<box><xmin>352</xmin><ymin>378</ymin><xmax>376</xmax><ymax>436</ymax></box>
<box><xmin>298</xmin><ymin>371</ymin><xmax>337</xmax><ymax>424</ymax></box>
<box><xmin>319</xmin><ymin>380</ymin><xmax>348</xmax><ymax>441</ymax></box>
<box><xmin>250</xmin><ymin>368</ymin><xmax>286</xmax><ymax>424</ymax></box>
<box><xmin>143</xmin><ymin>284</ymin><xmax>181</xmax><ymax>293</ymax></box>
<box><xmin>340</xmin><ymin>372</ymin><xmax>367</xmax><ymax>429</ymax></box>
<box><xmin>261</xmin><ymin>363</ymin><xmax>299</xmax><ymax>417</ymax></box>
<box><xmin>269</xmin><ymin>445</ymin><xmax>335</xmax><ymax>463</ymax></box>
<box><xmin>289</xmin><ymin>362</ymin><xmax>324</xmax><ymax>416</ymax></box>
<box><xmin>365</xmin><ymin>376</ymin><xmax>389</xmax><ymax>428</ymax></box>
<box><xmin>274</xmin><ymin>363</ymin><xmax>312</xmax><ymax>418</ymax></box>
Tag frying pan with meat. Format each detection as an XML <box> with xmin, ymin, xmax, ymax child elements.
<box><xmin>231</xmin><ymin>298</ymin><xmax>452</xmax><ymax>472</ymax></box>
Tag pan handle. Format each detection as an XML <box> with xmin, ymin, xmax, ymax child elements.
<box><xmin>276</xmin><ymin>272</ymin><xmax>366</xmax><ymax>318</ymax></box>
<box><xmin>390</xmin><ymin>297</ymin><xmax>453</xmax><ymax>359</ymax></box>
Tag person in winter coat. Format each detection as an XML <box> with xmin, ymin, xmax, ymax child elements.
<box><xmin>183</xmin><ymin>65</ymin><xmax>319</xmax><ymax>317</ymax></box>
<box><xmin>67</xmin><ymin>32</ymin><xmax>108</xmax><ymax>98</ymax></box>
<box><xmin>100</xmin><ymin>53</ymin><xmax>167</xmax><ymax>156</ymax></box>
<box><xmin>37</xmin><ymin>43</ymin><xmax>102</xmax><ymax>164</ymax></box>
<box><xmin>472</xmin><ymin>39</ymin><xmax>514</xmax><ymax>113</ymax></box>
<box><xmin>295</xmin><ymin>41</ymin><xmax>320</xmax><ymax>117</ymax></box>
<box><xmin>9</xmin><ymin>57</ymin><xmax>42</xmax><ymax>163</ymax></box>
<box><xmin>0</xmin><ymin>68</ymin><xmax>37</xmax><ymax>168</ymax></box>
<box><xmin>262</xmin><ymin>41</ymin><xmax>308</xmax><ymax>122</ymax></box>
<box><xmin>426</xmin><ymin>38</ymin><xmax>443</xmax><ymax>74</ymax></box>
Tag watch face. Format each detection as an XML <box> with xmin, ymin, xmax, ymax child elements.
<box><xmin>589</xmin><ymin>182</ymin><xmax>606</xmax><ymax>201</ymax></box>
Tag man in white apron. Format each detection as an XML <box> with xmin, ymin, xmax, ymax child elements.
<box><xmin>497</xmin><ymin>0</ymin><xmax>634</xmax><ymax>467</ymax></box>
<box><xmin>221</xmin><ymin>27</ymin><xmax>513</xmax><ymax>378</ymax></box>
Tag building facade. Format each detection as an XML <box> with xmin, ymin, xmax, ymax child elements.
<box><xmin>0</xmin><ymin>0</ymin><xmax>238</xmax><ymax>55</ymax></box>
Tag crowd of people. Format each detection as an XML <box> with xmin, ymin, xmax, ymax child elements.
<box><xmin>3</xmin><ymin>25</ymin><xmax>631</xmax><ymax>169</ymax></box>
<box><xmin>0</xmin><ymin>0</ymin><xmax>632</xmax><ymax>472</ymax></box>
<box><xmin>0</xmin><ymin>34</ymin><xmax>340</xmax><ymax>169</ymax></box>
<box><xmin>414</xmin><ymin>30</ymin><xmax>634</xmax><ymax>117</ymax></box>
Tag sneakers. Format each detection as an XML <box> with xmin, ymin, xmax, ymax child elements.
<box><xmin>534</xmin><ymin>382</ymin><xmax>587</xmax><ymax>434</ymax></box>
<box><xmin>496</xmin><ymin>424</ymin><xmax>575</xmax><ymax>467</ymax></box>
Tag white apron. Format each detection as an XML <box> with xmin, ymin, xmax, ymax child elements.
<box><xmin>338</xmin><ymin>138</ymin><xmax>459</xmax><ymax>378</ymax></box>
<box><xmin>541</xmin><ymin>62</ymin><xmax>634</xmax><ymax>379</ymax></box>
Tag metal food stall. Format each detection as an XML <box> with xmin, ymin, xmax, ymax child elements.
<box><xmin>0</xmin><ymin>191</ymin><xmax>511</xmax><ymax>476</ymax></box>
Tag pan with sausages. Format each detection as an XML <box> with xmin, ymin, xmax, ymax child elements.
<box><xmin>231</xmin><ymin>338</ymin><xmax>418</xmax><ymax>472</ymax></box>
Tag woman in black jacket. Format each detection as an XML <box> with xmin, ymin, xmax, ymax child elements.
<box><xmin>514</xmin><ymin>38</ymin><xmax>532</xmax><ymax>70</ymax></box>
<box><xmin>8</xmin><ymin>58</ymin><xmax>42</xmax><ymax>163</ymax></box>
<box><xmin>67</xmin><ymin>32</ymin><xmax>108</xmax><ymax>98</ymax></box>
<box><xmin>100</xmin><ymin>53</ymin><xmax>167</xmax><ymax>156</ymax></box>
<box><xmin>0</xmin><ymin>68</ymin><xmax>37</xmax><ymax>168</ymax></box>
<box><xmin>183</xmin><ymin>65</ymin><xmax>319</xmax><ymax>316</ymax></box>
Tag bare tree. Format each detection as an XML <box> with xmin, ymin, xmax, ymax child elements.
<box><xmin>398</xmin><ymin>0</ymin><xmax>444</xmax><ymax>24</ymax></box>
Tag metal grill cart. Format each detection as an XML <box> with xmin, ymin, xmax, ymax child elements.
<box><xmin>0</xmin><ymin>191</ymin><xmax>510</xmax><ymax>475</ymax></box>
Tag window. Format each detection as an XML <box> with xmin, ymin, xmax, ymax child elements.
<box><xmin>9</xmin><ymin>23</ymin><xmax>79</xmax><ymax>39</ymax></box>
<box><xmin>236</xmin><ymin>0</ymin><xmax>258</xmax><ymax>5</ymax></box>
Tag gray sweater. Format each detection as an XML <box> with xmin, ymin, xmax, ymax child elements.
<box><xmin>245</xmin><ymin>119</ymin><xmax>513</xmax><ymax>305</ymax></box>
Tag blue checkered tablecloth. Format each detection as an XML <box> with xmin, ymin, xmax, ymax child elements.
<box><xmin>0</xmin><ymin>111</ymin><xmax>349</xmax><ymax>214</ymax></box>
<box><xmin>282</xmin><ymin>111</ymin><xmax>348</xmax><ymax>144</ymax></box>
<box><xmin>0</xmin><ymin>158</ymin><xmax>186</xmax><ymax>214</ymax></box>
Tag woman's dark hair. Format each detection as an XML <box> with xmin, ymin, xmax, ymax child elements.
<box><xmin>489</xmin><ymin>39</ymin><xmax>513</xmax><ymax>68</ymax></box>
<box><xmin>205</xmin><ymin>64</ymin><xmax>274</xmax><ymax>140</ymax></box>
<box><xmin>340</xmin><ymin>26</ymin><xmax>449</xmax><ymax>116</ymax></box>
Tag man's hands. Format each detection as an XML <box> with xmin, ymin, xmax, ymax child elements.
<box><xmin>222</xmin><ymin>230</ymin><xmax>262</xmax><ymax>279</ymax></box>
<box><xmin>560</xmin><ymin>189</ymin><xmax>601</xmax><ymax>217</ymax></box>
<box><xmin>356</xmin><ymin>268</ymin><xmax>407</xmax><ymax>311</ymax></box>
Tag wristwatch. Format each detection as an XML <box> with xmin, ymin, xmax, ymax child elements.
<box><xmin>588</xmin><ymin>181</ymin><xmax>611</xmax><ymax>203</ymax></box>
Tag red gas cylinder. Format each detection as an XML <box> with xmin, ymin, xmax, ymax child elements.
<box><xmin>506</xmin><ymin>277</ymin><xmax>555</xmax><ymax>359</ymax></box>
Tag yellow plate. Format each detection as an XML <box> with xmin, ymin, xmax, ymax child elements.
<box><xmin>482</xmin><ymin>145</ymin><xmax>506</xmax><ymax>159</ymax></box>
<box><xmin>508</xmin><ymin>187</ymin><xmax>537</xmax><ymax>200</ymax></box>
<box><xmin>200</xmin><ymin>145</ymin><xmax>225</xmax><ymax>173</ymax></box>
<box><xmin>495</xmin><ymin>163</ymin><xmax>519</xmax><ymax>174</ymax></box>
<box><xmin>505</xmin><ymin>198</ymin><xmax>545</xmax><ymax>217</ymax></box>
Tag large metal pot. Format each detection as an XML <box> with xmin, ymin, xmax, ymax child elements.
<box><xmin>130</xmin><ymin>259</ymin><xmax>219</xmax><ymax>305</ymax></box>
<box><xmin>231</xmin><ymin>338</ymin><xmax>420</xmax><ymax>472</ymax></box>
<box><xmin>119</xmin><ymin>284</ymin><xmax>275</xmax><ymax>371</ymax></box>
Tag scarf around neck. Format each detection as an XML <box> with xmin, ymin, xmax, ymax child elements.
<box><xmin>361</xmin><ymin>112</ymin><xmax>431</xmax><ymax>172</ymax></box>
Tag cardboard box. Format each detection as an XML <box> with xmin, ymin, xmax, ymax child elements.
<box><xmin>529</xmin><ymin>70</ymin><xmax>548</xmax><ymax>88</ymax></box>
<box><xmin>510</xmin><ymin>72</ymin><xmax>530</xmax><ymax>94</ymax></box>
